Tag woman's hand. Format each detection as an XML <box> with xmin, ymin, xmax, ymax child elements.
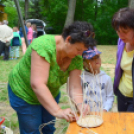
<box><xmin>103</xmin><ymin>109</ymin><xmax>107</xmax><ymax>112</ymax></box>
<box><xmin>76</xmin><ymin>103</ymin><xmax>90</xmax><ymax>116</ymax></box>
<box><xmin>55</xmin><ymin>108</ymin><xmax>76</xmax><ymax>122</ymax></box>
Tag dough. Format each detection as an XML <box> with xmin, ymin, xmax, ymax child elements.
<box><xmin>77</xmin><ymin>115</ymin><xmax>103</xmax><ymax>128</ymax></box>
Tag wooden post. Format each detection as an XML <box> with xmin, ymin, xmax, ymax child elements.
<box><xmin>14</xmin><ymin>0</ymin><xmax>29</xmax><ymax>47</ymax></box>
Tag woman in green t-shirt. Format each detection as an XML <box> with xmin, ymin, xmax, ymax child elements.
<box><xmin>8</xmin><ymin>21</ymin><xmax>96</xmax><ymax>134</ymax></box>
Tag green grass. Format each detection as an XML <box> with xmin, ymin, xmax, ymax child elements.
<box><xmin>0</xmin><ymin>89</ymin><xmax>8</xmax><ymax>102</ymax></box>
<box><xmin>0</xmin><ymin>51</ymin><xmax>23</xmax><ymax>133</ymax></box>
<box><xmin>2</xmin><ymin>113</ymin><xmax>19</xmax><ymax>130</ymax></box>
<box><xmin>0</xmin><ymin>45</ymin><xmax>117</xmax><ymax>134</ymax></box>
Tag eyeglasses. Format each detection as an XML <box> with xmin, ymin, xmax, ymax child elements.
<box><xmin>82</xmin><ymin>30</ymin><xmax>95</xmax><ymax>39</ymax></box>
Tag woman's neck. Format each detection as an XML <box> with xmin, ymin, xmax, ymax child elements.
<box><xmin>126</xmin><ymin>42</ymin><xmax>134</xmax><ymax>52</ymax></box>
<box><xmin>55</xmin><ymin>36</ymin><xmax>72</xmax><ymax>72</ymax></box>
<box><xmin>55</xmin><ymin>36</ymin><xmax>67</xmax><ymax>58</ymax></box>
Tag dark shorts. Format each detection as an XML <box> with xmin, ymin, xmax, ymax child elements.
<box><xmin>117</xmin><ymin>90</ymin><xmax>134</xmax><ymax>112</ymax></box>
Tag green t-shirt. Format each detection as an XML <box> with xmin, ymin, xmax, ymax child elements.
<box><xmin>8</xmin><ymin>35</ymin><xmax>83</xmax><ymax>105</ymax></box>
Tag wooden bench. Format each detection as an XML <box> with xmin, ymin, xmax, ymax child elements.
<box><xmin>66</xmin><ymin>112</ymin><xmax>134</xmax><ymax>134</ymax></box>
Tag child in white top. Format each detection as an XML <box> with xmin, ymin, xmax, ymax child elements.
<box><xmin>81</xmin><ymin>47</ymin><xmax>114</xmax><ymax>112</ymax></box>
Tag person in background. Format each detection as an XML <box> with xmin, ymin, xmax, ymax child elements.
<box><xmin>2</xmin><ymin>20</ymin><xmax>12</xmax><ymax>60</ymax></box>
<box><xmin>0</xmin><ymin>21</ymin><xmax>13</xmax><ymax>61</ymax></box>
<box><xmin>19</xmin><ymin>20</ymin><xmax>28</xmax><ymax>54</ymax></box>
<box><xmin>82</xmin><ymin>47</ymin><xmax>114</xmax><ymax>112</ymax></box>
<box><xmin>8</xmin><ymin>21</ymin><xmax>96</xmax><ymax>134</ymax></box>
<box><xmin>10</xmin><ymin>27</ymin><xmax>22</xmax><ymax>60</ymax></box>
<box><xmin>3</xmin><ymin>20</ymin><xmax>8</xmax><ymax>25</ymax></box>
<box><xmin>112</xmin><ymin>7</ymin><xmax>134</xmax><ymax>112</ymax></box>
<box><xmin>16</xmin><ymin>26</ymin><xmax>20</xmax><ymax>34</ymax></box>
<box><xmin>26</xmin><ymin>22</ymin><xmax>33</xmax><ymax>45</ymax></box>
<box><xmin>0</xmin><ymin>21</ymin><xmax>3</xmax><ymax>56</ymax></box>
<box><xmin>32</xmin><ymin>24</ymin><xmax>37</xmax><ymax>40</ymax></box>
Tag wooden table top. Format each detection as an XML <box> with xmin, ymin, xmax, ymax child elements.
<box><xmin>66</xmin><ymin>112</ymin><xmax>134</xmax><ymax>134</ymax></box>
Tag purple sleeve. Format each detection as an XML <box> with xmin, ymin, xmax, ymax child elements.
<box><xmin>113</xmin><ymin>38</ymin><xmax>125</xmax><ymax>95</ymax></box>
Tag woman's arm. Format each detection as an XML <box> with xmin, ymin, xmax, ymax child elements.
<box><xmin>69</xmin><ymin>69</ymin><xmax>90</xmax><ymax>115</ymax></box>
<box><xmin>69</xmin><ymin>69</ymin><xmax>83</xmax><ymax>104</ymax></box>
<box><xmin>30</xmin><ymin>50</ymin><xmax>75</xmax><ymax>121</ymax></box>
<box><xmin>31</xmin><ymin>50</ymin><xmax>60</xmax><ymax>115</ymax></box>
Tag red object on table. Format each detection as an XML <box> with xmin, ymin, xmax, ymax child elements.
<box><xmin>0</xmin><ymin>117</ymin><xmax>5</xmax><ymax>126</ymax></box>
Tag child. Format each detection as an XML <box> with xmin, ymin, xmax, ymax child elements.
<box><xmin>10</xmin><ymin>27</ymin><xmax>22</xmax><ymax>59</ymax></box>
<box><xmin>31</xmin><ymin>24</ymin><xmax>37</xmax><ymax>39</ymax></box>
<box><xmin>81</xmin><ymin>47</ymin><xmax>114</xmax><ymax>112</ymax></box>
<box><xmin>26</xmin><ymin>22</ymin><xmax>33</xmax><ymax>45</ymax></box>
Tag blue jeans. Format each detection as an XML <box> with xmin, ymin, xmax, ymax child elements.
<box><xmin>8</xmin><ymin>84</ymin><xmax>60</xmax><ymax>134</ymax></box>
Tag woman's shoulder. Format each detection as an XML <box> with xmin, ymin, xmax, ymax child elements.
<box><xmin>30</xmin><ymin>35</ymin><xmax>56</xmax><ymax>63</ymax></box>
<box><xmin>32</xmin><ymin>35</ymin><xmax>55</xmax><ymax>48</ymax></box>
<box><xmin>118</xmin><ymin>38</ymin><xmax>125</xmax><ymax>46</ymax></box>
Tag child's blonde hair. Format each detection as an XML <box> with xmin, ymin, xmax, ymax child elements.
<box><xmin>13</xmin><ymin>27</ymin><xmax>18</xmax><ymax>32</ymax></box>
<box><xmin>26</xmin><ymin>22</ymin><xmax>31</xmax><ymax>28</ymax></box>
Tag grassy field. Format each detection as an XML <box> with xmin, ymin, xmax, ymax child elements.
<box><xmin>0</xmin><ymin>45</ymin><xmax>117</xmax><ymax>134</ymax></box>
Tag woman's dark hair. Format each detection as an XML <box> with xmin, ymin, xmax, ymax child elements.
<box><xmin>112</xmin><ymin>7</ymin><xmax>134</xmax><ymax>31</ymax></box>
<box><xmin>62</xmin><ymin>21</ymin><xmax>96</xmax><ymax>48</ymax></box>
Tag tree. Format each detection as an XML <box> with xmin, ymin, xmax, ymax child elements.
<box><xmin>25</xmin><ymin>0</ymin><xmax>29</xmax><ymax>19</ymax></box>
<box><xmin>129</xmin><ymin>0</ymin><xmax>134</xmax><ymax>8</ymax></box>
<box><xmin>28</xmin><ymin>0</ymin><xmax>46</xmax><ymax>19</ymax></box>
<box><xmin>3</xmin><ymin>0</ymin><xmax>128</xmax><ymax>44</ymax></box>
<box><xmin>94</xmin><ymin>0</ymin><xmax>98</xmax><ymax>21</ymax></box>
<box><xmin>3</xmin><ymin>1</ymin><xmax>18</xmax><ymax>27</ymax></box>
<box><xmin>64</xmin><ymin>0</ymin><xmax>76</xmax><ymax>27</ymax></box>
<box><xmin>0</xmin><ymin>0</ymin><xmax>9</xmax><ymax>4</ymax></box>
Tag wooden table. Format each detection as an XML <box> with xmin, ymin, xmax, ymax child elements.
<box><xmin>66</xmin><ymin>112</ymin><xmax>134</xmax><ymax>134</ymax></box>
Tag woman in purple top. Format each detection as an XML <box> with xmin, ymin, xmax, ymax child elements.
<box><xmin>112</xmin><ymin>7</ymin><xmax>134</xmax><ymax>112</ymax></box>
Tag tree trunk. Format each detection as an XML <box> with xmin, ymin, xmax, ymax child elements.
<box><xmin>64</xmin><ymin>0</ymin><xmax>76</xmax><ymax>27</ymax></box>
<box><xmin>94</xmin><ymin>0</ymin><xmax>98</xmax><ymax>21</ymax></box>
<box><xmin>129</xmin><ymin>0</ymin><xmax>134</xmax><ymax>8</ymax></box>
<box><xmin>81</xmin><ymin>0</ymin><xmax>84</xmax><ymax>20</ymax></box>
<box><xmin>25</xmin><ymin>0</ymin><xmax>29</xmax><ymax>19</ymax></box>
